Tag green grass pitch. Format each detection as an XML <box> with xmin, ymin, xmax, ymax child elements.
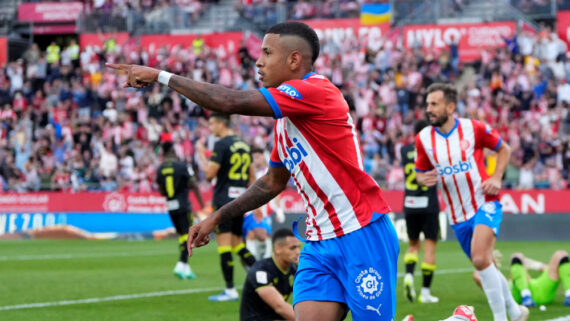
<box><xmin>0</xmin><ymin>239</ymin><xmax>568</xmax><ymax>320</ymax></box>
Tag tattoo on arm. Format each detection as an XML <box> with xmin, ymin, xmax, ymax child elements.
<box><xmin>169</xmin><ymin>75</ymin><xmax>270</xmax><ymax>116</ymax></box>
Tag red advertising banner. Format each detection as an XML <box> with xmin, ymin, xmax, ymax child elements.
<box><xmin>557</xmin><ymin>11</ymin><xmax>570</xmax><ymax>47</ymax></box>
<box><xmin>0</xmin><ymin>37</ymin><xmax>6</xmax><ymax>67</ymax></box>
<box><xmin>18</xmin><ymin>2</ymin><xmax>83</xmax><ymax>23</ymax></box>
<box><xmin>0</xmin><ymin>189</ymin><xmax>564</xmax><ymax>215</ymax></box>
<box><xmin>403</xmin><ymin>21</ymin><xmax>516</xmax><ymax>62</ymax></box>
<box><xmin>302</xmin><ymin>18</ymin><xmax>391</xmax><ymax>51</ymax></box>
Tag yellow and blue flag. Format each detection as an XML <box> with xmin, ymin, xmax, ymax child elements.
<box><xmin>360</xmin><ymin>3</ymin><xmax>391</xmax><ymax>25</ymax></box>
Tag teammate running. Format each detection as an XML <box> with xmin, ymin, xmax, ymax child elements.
<box><xmin>415</xmin><ymin>83</ymin><xmax>528</xmax><ymax>321</ymax></box>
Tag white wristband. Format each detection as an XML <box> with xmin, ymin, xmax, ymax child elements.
<box><xmin>158</xmin><ymin>71</ymin><xmax>173</xmax><ymax>86</ymax></box>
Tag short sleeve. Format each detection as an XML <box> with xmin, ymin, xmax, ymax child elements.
<box><xmin>249</xmin><ymin>269</ymin><xmax>271</xmax><ymax>290</ymax></box>
<box><xmin>269</xmin><ymin>125</ymin><xmax>284</xmax><ymax>168</ymax></box>
<box><xmin>414</xmin><ymin>133</ymin><xmax>434</xmax><ymax>172</ymax></box>
<box><xmin>210</xmin><ymin>140</ymin><xmax>225</xmax><ymax>165</ymax></box>
<box><xmin>472</xmin><ymin>120</ymin><xmax>502</xmax><ymax>151</ymax></box>
<box><xmin>258</xmin><ymin>78</ymin><xmax>325</xmax><ymax>119</ymax></box>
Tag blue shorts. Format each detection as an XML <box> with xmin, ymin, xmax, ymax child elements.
<box><xmin>293</xmin><ymin>213</ymin><xmax>399</xmax><ymax>320</ymax></box>
<box><xmin>242</xmin><ymin>213</ymin><xmax>272</xmax><ymax>236</ymax></box>
<box><xmin>451</xmin><ymin>200</ymin><xmax>503</xmax><ymax>258</ymax></box>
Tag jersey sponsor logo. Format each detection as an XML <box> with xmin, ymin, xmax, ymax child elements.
<box><xmin>166</xmin><ymin>199</ymin><xmax>180</xmax><ymax>211</ymax></box>
<box><xmin>355</xmin><ymin>267</ymin><xmax>384</xmax><ymax>300</ymax></box>
<box><xmin>404</xmin><ymin>196</ymin><xmax>429</xmax><ymax>208</ymax></box>
<box><xmin>277</xmin><ymin>84</ymin><xmax>303</xmax><ymax>99</ymax></box>
<box><xmin>282</xmin><ymin>138</ymin><xmax>309</xmax><ymax>172</ymax></box>
<box><xmin>485</xmin><ymin>124</ymin><xmax>492</xmax><ymax>134</ymax></box>
<box><xmin>435</xmin><ymin>160</ymin><xmax>473</xmax><ymax>176</ymax></box>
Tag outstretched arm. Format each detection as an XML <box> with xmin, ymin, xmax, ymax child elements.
<box><xmin>187</xmin><ymin>165</ymin><xmax>291</xmax><ymax>255</ymax></box>
<box><xmin>106</xmin><ymin>63</ymin><xmax>274</xmax><ymax>116</ymax></box>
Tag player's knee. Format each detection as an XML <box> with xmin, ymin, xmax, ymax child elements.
<box><xmin>511</xmin><ymin>252</ymin><xmax>524</xmax><ymax>265</ymax></box>
<box><xmin>553</xmin><ymin>250</ymin><xmax>568</xmax><ymax>262</ymax></box>
<box><xmin>471</xmin><ymin>254</ymin><xmax>491</xmax><ymax>270</ymax></box>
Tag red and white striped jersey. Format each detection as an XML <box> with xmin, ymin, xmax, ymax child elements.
<box><xmin>259</xmin><ymin>72</ymin><xmax>391</xmax><ymax>241</ymax></box>
<box><xmin>414</xmin><ymin>118</ymin><xmax>502</xmax><ymax>225</ymax></box>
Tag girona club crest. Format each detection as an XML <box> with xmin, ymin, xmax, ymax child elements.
<box><xmin>355</xmin><ymin>267</ymin><xmax>384</xmax><ymax>300</ymax></box>
<box><xmin>103</xmin><ymin>192</ymin><xmax>127</xmax><ymax>212</ymax></box>
<box><xmin>460</xmin><ymin>139</ymin><xmax>471</xmax><ymax>151</ymax></box>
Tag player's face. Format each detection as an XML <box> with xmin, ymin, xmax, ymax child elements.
<box><xmin>208</xmin><ymin>118</ymin><xmax>222</xmax><ymax>137</ymax></box>
<box><xmin>426</xmin><ymin>90</ymin><xmax>453</xmax><ymax>127</ymax></box>
<box><xmin>256</xmin><ymin>34</ymin><xmax>289</xmax><ymax>88</ymax></box>
<box><xmin>275</xmin><ymin>236</ymin><xmax>301</xmax><ymax>264</ymax></box>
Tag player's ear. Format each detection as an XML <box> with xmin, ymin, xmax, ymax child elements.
<box><xmin>288</xmin><ymin>51</ymin><xmax>302</xmax><ymax>71</ymax></box>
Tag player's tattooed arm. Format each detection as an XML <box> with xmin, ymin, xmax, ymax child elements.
<box><xmin>215</xmin><ymin>166</ymin><xmax>290</xmax><ymax>224</ymax></box>
<box><xmin>168</xmin><ymin>75</ymin><xmax>274</xmax><ymax>117</ymax></box>
<box><xmin>105</xmin><ymin>63</ymin><xmax>275</xmax><ymax>117</ymax></box>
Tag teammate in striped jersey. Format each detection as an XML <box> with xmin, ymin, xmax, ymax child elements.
<box><xmin>108</xmin><ymin>21</ymin><xmax>399</xmax><ymax>320</ymax></box>
<box><xmin>415</xmin><ymin>83</ymin><xmax>528</xmax><ymax>321</ymax></box>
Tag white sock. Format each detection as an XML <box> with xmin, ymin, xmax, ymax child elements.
<box><xmin>478</xmin><ymin>264</ymin><xmax>508</xmax><ymax>321</ymax></box>
<box><xmin>497</xmin><ymin>267</ymin><xmax>521</xmax><ymax>319</ymax></box>
<box><xmin>175</xmin><ymin>261</ymin><xmax>185</xmax><ymax>271</ymax></box>
<box><xmin>263</xmin><ymin>238</ymin><xmax>272</xmax><ymax>259</ymax></box>
<box><xmin>246</xmin><ymin>239</ymin><xmax>258</xmax><ymax>259</ymax></box>
<box><xmin>565</xmin><ymin>289</ymin><xmax>570</xmax><ymax>297</ymax></box>
<box><xmin>421</xmin><ymin>287</ymin><xmax>431</xmax><ymax>297</ymax></box>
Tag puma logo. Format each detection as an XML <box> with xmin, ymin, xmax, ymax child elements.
<box><xmin>366</xmin><ymin>303</ymin><xmax>382</xmax><ymax>317</ymax></box>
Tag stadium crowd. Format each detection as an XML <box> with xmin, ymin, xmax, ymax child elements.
<box><xmin>1</xmin><ymin>23</ymin><xmax>570</xmax><ymax>193</ymax></box>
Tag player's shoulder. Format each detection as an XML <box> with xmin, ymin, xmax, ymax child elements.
<box><xmin>416</xmin><ymin>125</ymin><xmax>433</xmax><ymax>141</ymax></box>
<box><xmin>277</xmin><ymin>73</ymin><xmax>329</xmax><ymax>93</ymax></box>
<box><xmin>249</xmin><ymin>258</ymin><xmax>275</xmax><ymax>276</ymax></box>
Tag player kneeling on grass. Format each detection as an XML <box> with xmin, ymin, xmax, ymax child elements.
<box><xmin>240</xmin><ymin>228</ymin><xmax>300</xmax><ymax>321</ymax></box>
<box><xmin>473</xmin><ymin>250</ymin><xmax>570</xmax><ymax>308</ymax></box>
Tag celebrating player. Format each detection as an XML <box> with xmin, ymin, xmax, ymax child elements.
<box><xmin>401</xmin><ymin>119</ymin><xmax>440</xmax><ymax>303</ymax></box>
<box><xmin>415</xmin><ymin>83</ymin><xmax>528</xmax><ymax>321</ymax></box>
<box><xmin>108</xmin><ymin>21</ymin><xmax>398</xmax><ymax>320</ymax></box>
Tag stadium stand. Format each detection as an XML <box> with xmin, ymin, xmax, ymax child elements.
<box><xmin>0</xmin><ymin>0</ymin><xmax>569</xmax><ymax>195</ymax></box>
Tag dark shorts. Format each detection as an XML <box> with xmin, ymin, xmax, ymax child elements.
<box><xmin>169</xmin><ymin>209</ymin><xmax>192</xmax><ymax>236</ymax></box>
<box><xmin>404</xmin><ymin>209</ymin><xmax>440</xmax><ymax>241</ymax></box>
<box><xmin>216</xmin><ymin>215</ymin><xmax>245</xmax><ymax>236</ymax></box>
